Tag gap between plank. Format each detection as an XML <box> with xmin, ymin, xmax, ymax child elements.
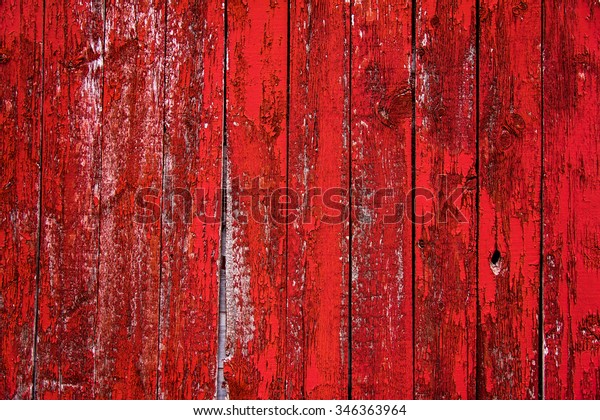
<box><xmin>538</xmin><ymin>0</ymin><xmax>546</xmax><ymax>401</ymax></box>
<box><xmin>347</xmin><ymin>0</ymin><xmax>354</xmax><ymax>401</ymax></box>
<box><xmin>216</xmin><ymin>0</ymin><xmax>229</xmax><ymax>400</ymax></box>
<box><xmin>283</xmin><ymin>0</ymin><xmax>291</xmax><ymax>398</ymax></box>
<box><xmin>410</xmin><ymin>0</ymin><xmax>417</xmax><ymax>401</ymax></box>
<box><xmin>32</xmin><ymin>0</ymin><xmax>48</xmax><ymax>401</ymax></box>
<box><xmin>474</xmin><ymin>0</ymin><xmax>482</xmax><ymax>400</ymax></box>
<box><xmin>155</xmin><ymin>0</ymin><xmax>169</xmax><ymax>400</ymax></box>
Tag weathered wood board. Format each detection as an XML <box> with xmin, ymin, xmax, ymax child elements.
<box><xmin>0</xmin><ymin>0</ymin><xmax>598</xmax><ymax>400</ymax></box>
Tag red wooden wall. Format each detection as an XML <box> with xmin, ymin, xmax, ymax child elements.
<box><xmin>1</xmin><ymin>0</ymin><xmax>598</xmax><ymax>400</ymax></box>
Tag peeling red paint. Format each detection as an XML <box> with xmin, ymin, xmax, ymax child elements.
<box><xmin>351</xmin><ymin>0</ymin><xmax>413</xmax><ymax>400</ymax></box>
<box><xmin>1</xmin><ymin>0</ymin><xmax>599</xmax><ymax>401</ymax></box>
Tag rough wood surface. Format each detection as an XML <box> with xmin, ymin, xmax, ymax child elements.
<box><xmin>0</xmin><ymin>0</ymin><xmax>43</xmax><ymax>400</ymax></box>
<box><xmin>287</xmin><ymin>0</ymin><xmax>350</xmax><ymax>399</ymax></box>
<box><xmin>543</xmin><ymin>0</ymin><xmax>600</xmax><ymax>400</ymax></box>
<box><xmin>157</xmin><ymin>0</ymin><xmax>224</xmax><ymax>400</ymax></box>
<box><xmin>351</xmin><ymin>0</ymin><xmax>413</xmax><ymax>399</ymax></box>
<box><xmin>35</xmin><ymin>0</ymin><xmax>104</xmax><ymax>399</ymax></box>
<box><xmin>1</xmin><ymin>0</ymin><xmax>600</xmax><ymax>401</ymax></box>
<box><xmin>414</xmin><ymin>0</ymin><xmax>478</xmax><ymax>399</ymax></box>
<box><xmin>95</xmin><ymin>0</ymin><xmax>165</xmax><ymax>399</ymax></box>
<box><xmin>223</xmin><ymin>0</ymin><xmax>288</xmax><ymax>399</ymax></box>
<box><xmin>478</xmin><ymin>0</ymin><xmax>542</xmax><ymax>399</ymax></box>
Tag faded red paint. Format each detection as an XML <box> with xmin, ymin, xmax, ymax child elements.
<box><xmin>543</xmin><ymin>0</ymin><xmax>600</xmax><ymax>400</ymax></box>
<box><xmin>95</xmin><ymin>0</ymin><xmax>165</xmax><ymax>399</ymax></box>
<box><xmin>478</xmin><ymin>0</ymin><xmax>542</xmax><ymax>399</ymax></box>
<box><xmin>0</xmin><ymin>0</ymin><xmax>599</xmax><ymax>401</ymax></box>
<box><xmin>158</xmin><ymin>0</ymin><xmax>224</xmax><ymax>399</ymax></box>
<box><xmin>414</xmin><ymin>0</ymin><xmax>478</xmax><ymax>399</ymax></box>
<box><xmin>0</xmin><ymin>0</ymin><xmax>43</xmax><ymax>400</ymax></box>
<box><xmin>223</xmin><ymin>0</ymin><xmax>288</xmax><ymax>399</ymax></box>
<box><xmin>351</xmin><ymin>0</ymin><xmax>413</xmax><ymax>400</ymax></box>
<box><xmin>36</xmin><ymin>0</ymin><xmax>103</xmax><ymax>399</ymax></box>
<box><xmin>287</xmin><ymin>0</ymin><xmax>349</xmax><ymax>400</ymax></box>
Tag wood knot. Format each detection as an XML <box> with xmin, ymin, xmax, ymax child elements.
<box><xmin>430</xmin><ymin>16</ymin><xmax>440</xmax><ymax>28</ymax></box>
<box><xmin>499</xmin><ymin>129</ymin><xmax>514</xmax><ymax>150</ymax></box>
<box><xmin>490</xmin><ymin>249</ymin><xmax>502</xmax><ymax>275</ymax></box>
<box><xmin>375</xmin><ymin>85</ymin><xmax>412</xmax><ymax>128</ymax></box>
<box><xmin>512</xmin><ymin>1</ymin><xmax>528</xmax><ymax>16</ymax></box>
<box><xmin>498</xmin><ymin>112</ymin><xmax>525</xmax><ymax>150</ymax></box>
<box><xmin>508</xmin><ymin>112</ymin><xmax>526</xmax><ymax>132</ymax></box>
<box><xmin>432</xmin><ymin>101</ymin><xmax>447</xmax><ymax>120</ymax></box>
<box><xmin>416</xmin><ymin>46</ymin><xmax>428</xmax><ymax>58</ymax></box>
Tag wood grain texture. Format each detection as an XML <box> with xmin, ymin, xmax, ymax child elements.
<box><xmin>2</xmin><ymin>0</ymin><xmax>600</xmax><ymax>400</ymax></box>
<box><xmin>223</xmin><ymin>0</ymin><xmax>288</xmax><ymax>399</ymax></box>
<box><xmin>157</xmin><ymin>0</ymin><xmax>224</xmax><ymax>399</ymax></box>
<box><xmin>477</xmin><ymin>0</ymin><xmax>542</xmax><ymax>399</ymax></box>
<box><xmin>0</xmin><ymin>0</ymin><xmax>43</xmax><ymax>400</ymax></box>
<box><xmin>287</xmin><ymin>0</ymin><xmax>350</xmax><ymax>400</ymax></box>
<box><xmin>543</xmin><ymin>0</ymin><xmax>600</xmax><ymax>400</ymax></box>
<box><xmin>95</xmin><ymin>0</ymin><xmax>165</xmax><ymax>398</ymax></box>
<box><xmin>350</xmin><ymin>0</ymin><xmax>413</xmax><ymax>399</ymax></box>
<box><xmin>35</xmin><ymin>0</ymin><xmax>104</xmax><ymax>399</ymax></box>
<box><xmin>414</xmin><ymin>0</ymin><xmax>478</xmax><ymax>399</ymax></box>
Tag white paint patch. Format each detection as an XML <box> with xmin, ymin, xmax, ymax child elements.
<box><xmin>224</xmin><ymin>160</ymin><xmax>255</xmax><ymax>359</ymax></box>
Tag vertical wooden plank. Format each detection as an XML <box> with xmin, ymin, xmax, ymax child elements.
<box><xmin>224</xmin><ymin>0</ymin><xmax>288</xmax><ymax>399</ymax></box>
<box><xmin>350</xmin><ymin>0</ymin><xmax>413</xmax><ymax>399</ymax></box>
<box><xmin>0</xmin><ymin>0</ymin><xmax>43</xmax><ymax>400</ymax></box>
<box><xmin>35</xmin><ymin>0</ymin><xmax>104</xmax><ymax>399</ymax></box>
<box><xmin>478</xmin><ymin>0</ymin><xmax>542</xmax><ymax>399</ymax></box>
<box><xmin>157</xmin><ymin>0</ymin><xmax>224</xmax><ymax>399</ymax></box>
<box><xmin>414</xmin><ymin>0</ymin><xmax>478</xmax><ymax>399</ymax></box>
<box><xmin>287</xmin><ymin>0</ymin><xmax>349</xmax><ymax>399</ymax></box>
<box><xmin>544</xmin><ymin>0</ymin><xmax>600</xmax><ymax>400</ymax></box>
<box><xmin>96</xmin><ymin>0</ymin><xmax>165</xmax><ymax>398</ymax></box>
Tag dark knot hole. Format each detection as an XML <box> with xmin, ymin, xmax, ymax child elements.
<box><xmin>491</xmin><ymin>249</ymin><xmax>501</xmax><ymax>265</ymax></box>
